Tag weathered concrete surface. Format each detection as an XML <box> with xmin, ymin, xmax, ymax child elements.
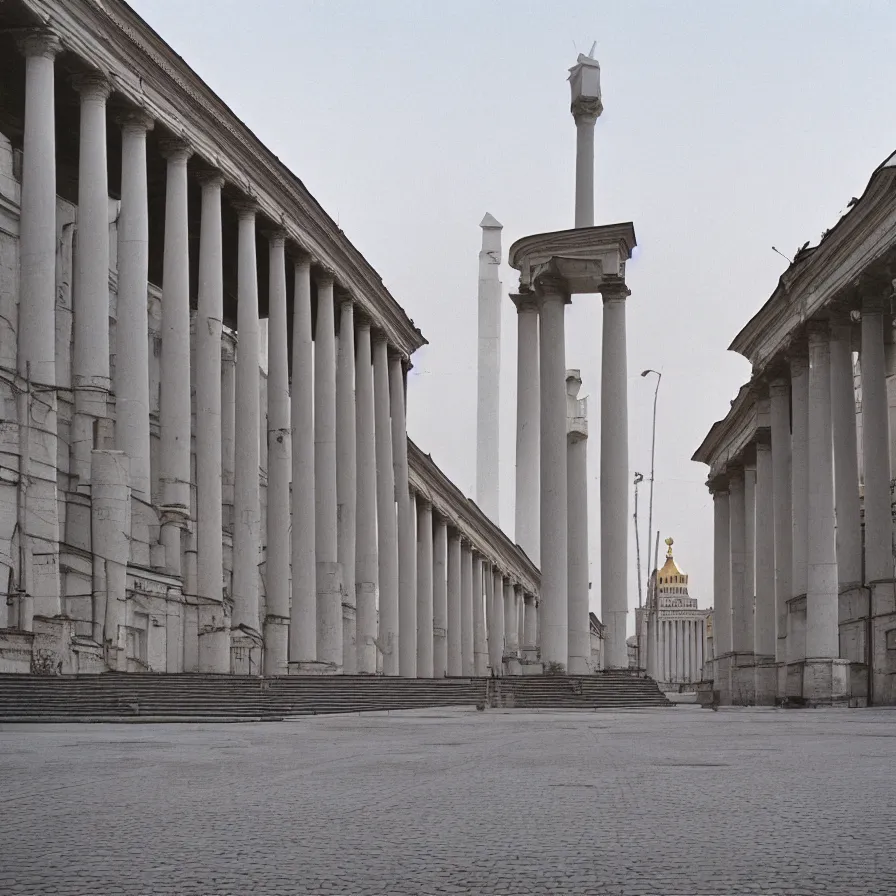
<box><xmin>1</xmin><ymin>707</ymin><xmax>895</xmax><ymax>895</ymax></box>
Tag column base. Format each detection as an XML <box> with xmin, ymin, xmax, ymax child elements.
<box><xmin>505</xmin><ymin>655</ymin><xmax>522</xmax><ymax>675</ymax></box>
<box><xmin>730</xmin><ymin>652</ymin><xmax>755</xmax><ymax>705</ymax></box>
<box><xmin>263</xmin><ymin>615</ymin><xmax>289</xmax><ymax>675</ymax></box>
<box><xmin>753</xmin><ymin>656</ymin><xmax>777</xmax><ymax>705</ymax></box>
<box><xmin>230</xmin><ymin>625</ymin><xmax>263</xmax><ymax>675</ymax></box>
<box><xmin>342</xmin><ymin>601</ymin><xmax>357</xmax><ymax>674</ymax></box>
<box><xmin>784</xmin><ymin>661</ymin><xmax>804</xmax><ymax>699</ymax></box>
<box><xmin>197</xmin><ymin>603</ymin><xmax>230</xmax><ymax>674</ymax></box>
<box><xmin>803</xmin><ymin>657</ymin><xmax>850</xmax><ymax>706</ymax></box>
<box><xmin>287</xmin><ymin>660</ymin><xmax>339</xmax><ymax>676</ymax></box>
<box><xmin>714</xmin><ymin>653</ymin><xmax>733</xmax><ymax>705</ymax></box>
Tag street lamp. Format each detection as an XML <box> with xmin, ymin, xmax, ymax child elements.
<box><xmin>640</xmin><ymin>369</ymin><xmax>661</xmax><ymax>604</ymax></box>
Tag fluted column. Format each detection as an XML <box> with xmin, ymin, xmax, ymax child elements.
<box><xmin>194</xmin><ymin>172</ymin><xmax>227</xmax><ymax>672</ymax></box>
<box><xmin>600</xmin><ymin>280</ymin><xmax>630</xmax><ymax>668</ymax></box>
<box><xmin>158</xmin><ymin>139</ymin><xmax>193</xmax><ymax>576</ymax></box>
<box><xmin>769</xmin><ymin>376</ymin><xmax>792</xmax><ymax>666</ymax></box>
<box><xmin>538</xmin><ymin>280</ymin><xmax>569</xmax><ymax>669</ymax></box>
<box><xmin>447</xmin><ymin>531</ymin><xmax>462</xmax><ymax>675</ymax></box>
<box><xmin>373</xmin><ymin>335</ymin><xmax>399</xmax><ymax>674</ymax></box>
<box><xmin>460</xmin><ymin>540</ymin><xmax>475</xmax><ymax>676</ymax></box>
<box><xmin>755</xmin><ymin>441</ymin><xmax>776</xmax><ymax>661</ymax></box>
<box><xmin>355</xmin><ymin>318</ymin><xmax>379</xmax><ymax>674</ymax></box>
<box><xmin>391</xmin><ymin>353</ymin><xmax>416</xmax><ymax>678</ymax></box>
<box><xmin>16</xmin><ymin>31</ymin><xmax>63</xmax><ymax>625</ymax></box>
<box><xmin>263</xmin><ymin>232</ymin><xmax>291</xmax><ymax>674</ymax></box>
<box><xmin>315</xmin><ymin>275</ymin><xmax>341</xmax><ymax>669</ymax></box>
<box><xmin>806</xmin><ymin>322</ymin><xmax>839</xmax><ymax>665</ymax></box>
<box><xmin>231</xmin><ymin>202</ymin><xmax>261</xmax><ymax>640</ymax></box>
<box><xmin>830</xmin><ymin>319</ymin><xmax>862</xmax><ymax>588</ymax></box>
<box><xmin>432</xmin><ymin>514</ymin><xmax>448</xmax><ymax>677</ymax></box>
<box><xmin>336</xmin><ymin>298</ymin><xmax>357</xmax><ymax>672</ymax></box>
<box><xmin>115</xmin><ymin>112</ymin><xmax>154</xmax><ymax>503</ymax></box>
<box><xmin>472</xmin><ymin>552</ymin><xmax>488</xmax><ymax>676</ymax></box>
<box><xmin>290</xmin><ymin>257</ymin><xmax>316</xmax><ymax>665</ymax></box>
<box><xmin>71</xmin><ymin>74</ymin><xmax>112</xmax><ymax>491</ymax></box>
<box><xmin>493</xmin><ymin>568</ymin><xmax>505</xmax><ymax>675</ymax></box>
<box><xmin>861</xmin><ymin>300</ymin><xmax>892</xmax><ymax>584</ymax></box>
<box><xmin>512</xmin><ymin>294</ymin><xmax>540</xmax><ymax>563</ymax></box>
<box><xmin>415</xmin><ymin>498</ymin><xmax>434</xmax><ymax>678</ymax></box>
<box><xmin>790</xmin><ymin>350</ymin><xmax>809</xmax><ymax>665</ymax></box>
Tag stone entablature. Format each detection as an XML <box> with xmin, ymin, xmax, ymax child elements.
<box><xmin>23</xmin><ymin>0</ymin><xmax>425</xmax><ymax>359</ymax></box>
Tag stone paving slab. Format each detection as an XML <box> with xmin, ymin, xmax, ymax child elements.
<box><xmin>1</xmin><ymin>705</ymin><xmax>895</xmax><ymax>895</ymax></box>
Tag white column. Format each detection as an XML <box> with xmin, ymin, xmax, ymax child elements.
<box><xmin>684</xmin><ymin>620</ymin><xmax>692</xmax><ymax>682</ymax></box>
<box><xmin>512</xmin><ymin>294</ymin><xmax>540</xmax><ymax>562</ymax></box>
<box><xmin>755</xmin><ymin>441</ymin><xmax>776</xmax><ymax>661</ymax></box>
<box><xmin>600</xmin><ymin>281</ymin><xmax>630</xmax><ymax>668</ymax></box>
<box><xmin>662</xmin><ymin>620</ymin><xmax>670</xmax><ymax>682</ymax></box>
<box><xmin>790</xmin><ymin>352</ymin><xmax>810</xmax><ymax>600</ymax></box>
<box><xmin>713</xmin><ymin>488</ymin><xmax>732</xmax><ymax>658</ymax></box>
<box><xmin>524</xmin><ymin>594</ymin><xmax>537</xmax><ymax>659</ymax></box>
<box><xmin>485</xmin><ymin>560</ymin><xmax>497</xmax><ymax>673</ymax></box>
<box><xmin>538</xmin><ymin>281</ymin><xmax>569</xmax><ymax>668</ymax></box>
<box><xmin>221</xmin><ymin>335</ymin><xmax>236</xmax><ymax>530</ymax></box>
<box><xmin>861</xmin><ymin>300</ymin><xmax>892</xmax><ymax>584</ymax></box>
<box><xmin>447</xmin><ymin>530</ymin><xmax>462</xmax><ymax>675</ymax></box>
<box><xmin>194</xmin><ymin>172</ymin><xmax>227</xmax><ymax>673</ymax></box>
<box><xmin>567</xmin><ymin>371</ymin><xmax>590</xmax><ymax>675</ymax></box>
<box><xmin>461</xmin><ymin>541</ymin><xmax>475</xmax><ymax>676</ymax></box>
<box><xmin>742</xmin><ymin>463</ymin><xmax>756</xmax><ymax>658</ymax></box>
<box><xmin>415</xmin><ymin>497</ymin><xmax>434</xmax><ymax>678</ymax></box>
<box><xmin>572</xmin><ymin>88</ymin><xmax>601</xmax><ymax>227</ymax></box>
<box><xmin>504</xmin><ymin>580</ymin><xmax>518</xmax><ymax>672</ymax></box>
<box><xmin>391</xmin><ymin>354</ymin><xmax>416</xmax><ymax>678</ymax></box>
<box><xmin>231</xmin><ymin>202</ymin><xmax>261</xmax><ymax>637</ymax></box>
<box><xmin>830</xmin><ymin>319</ymin><xmax>862</xmax><ymax>588</ymax></box>
<box><xmin>290</xmin><ymin>258</ymin><xmax>316</xmax><ymax>665</ymax></box>
<box><xmin>115</xmin><ymin>112</ymin><xmax>153</xmax><ymax>501</ymax></box>
<box><xmin>263</xmin><ymin>232</ymin><xmax>291</xmax><ymax>674</ymax></box>
<box><xmin>432</xmin><ymin>514</ymin><xmax>448</xmax><ymax>677</ymax></box>
<box><xmin>729</xmin><ymin>469</ymin><xmax>748</xmax><ymax>659</ymax></box>
<box><xmin>315</xmin><ymin>276</ymin><xmax>342</xmax><ymax>669</ymax></box>
<box><xmin>71</xmin><ymin>74</ymin><xmax>112</xmax><ymax>491</ymax></box>
<box><xmin>517</xmin><ymin>585</ymin><xmax>525</xmax><ymax>663</ymax></box>
<box><xmin>806</xmin><ymin>322</ymin><xmax>839</xmax><ymax>661</ymax></box>
<box><xmin>355</xmin><ymin>318</ymin><xmax>379</xmax><ymax>674</ymax></box>
<box><xmin>158</xmin><ymin>139</ymin><xmax>193</xmax><ymax>576</ymax></box>
<box><xmin>493</xmin><ymin>569</ymin><xmax>506</xmax><ymax>675</ymax></box>
<box><xmin>769</xmin><ymin>376</ymin><xmax>792</xmax><ymax>665</ymax></box>
<box><xmin>697</xmin><ymin>620</ymin><xmax>705</xmax><ymax>680</ymax></box>
<box><xmin>336</xmin><ymin>298</ymin><xmax>357</xmax><ymax>673</ymax></box>
<box><xmin>472</xmin><ymin>552</ymin><xmax>488</xmax><ymax>676</ymax></box>
<box><xmin>16</xmin><ymin>32</ymin><xmax>63</xmax><ymax>625</ymax></box>
<box><xmin>373</xmin><ymin>334</ymin><xmax>399</xmax><ymax>674</ymax></box>
<box><xmin>476</xmin><ymin>214</ymin><xmax>502</xmax><ymax>525</ymax></box>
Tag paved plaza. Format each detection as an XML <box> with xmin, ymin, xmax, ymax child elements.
<box><xmin>1</xmin><ymin>706</ymin><xmax>895</xmax><ymax>896</ymax></box>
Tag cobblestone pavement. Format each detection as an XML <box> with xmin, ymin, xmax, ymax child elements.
<box><xmin>1</xmin><ymin>706</ymin><xmax>895</xmax><ymax>896</ymax></box>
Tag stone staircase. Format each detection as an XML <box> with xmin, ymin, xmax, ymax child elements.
<box><xmin>0</xmin><ymin>671</ymin><xmax>671</xmax><ymax>721</ymax></box>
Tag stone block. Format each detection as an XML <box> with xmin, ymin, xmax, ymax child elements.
<box><xmin>803</xmin><ymin>658</ymin><xmax>850</xmax><ymax>706</ymax></box>
<box><xmin>754</xmin><ymin>661</ymin><xmax>777</xmax><ymax>705</ymax></box>
<box><xmin>0</xmin><ymin>630</ymin><xmax>33</xmax><ymax>673</ymax></box>
<box><xmin>730</xmin><ymin>657</ymin><xmax>756</xmax><ymax>705</ymax></box>
<box><xmin>785</xmin><ymin>661</ymin><xmax>803</xmax><ymax>698</ymax></box>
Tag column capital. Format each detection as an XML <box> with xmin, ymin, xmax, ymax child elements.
<box><xmin>17</xmin><ymin>29</ymin><xmax>62</xmax><ymax>60</ymax></box>
<box><xmin>117</xmin><ymin>109</ymin><xmax>155</xmax><ymax>134</ymax></box>
<box><xmin>315</xmin><ymin>270</ymin><xmax>336</xmax><ymax>289</ymax></box>
<box><xmin>232</xmin><ymin>198</ymin><xmax>258</xmax><ymax>220</ymax></box>
<box><xmin>195</xmin><ymin>169</ymin><xmax>225</xmax><ymax>191</ymax></box>
<box><xmin>536</xmin><ymin>276</ymin><xmax>571</xmax><ymax>306</ymax></box>
<box><xmin>806</xmin><ymin>318</ymin><xmax>830</xmax><ymax>343</ymax></box>
<box><xmin>862</xmin><ymin>293</ymin><xmax>889</xmax><ymax>314</ymax></box>
<box><xmin>371</xmin><ymin>328</ymin><xmax>390</xmax><ymax>347</ymax></box>
<box><xmin>510</xmin><ymin>292</ymin><xmax>540</xmax><ymax>313</ymax></box>
<box><xmin>337</xmin><ymin>292</ymin><xmax>354</xmax><ymax>310</ymax></box>
<box><xmin>263</xmin><ymin>228</ymin><xmax>288</xmax><ymax>248</ymax></box>
<box><xmin>72</xmin><ymin>72</ymin><xmax>112</xmax><ymax>101</ymax></box>
<box><xmin>159</xmin><ymin>137</ymin><xmax>193</xmax><ymax>163</ymax></box>
<box><xmin>571</xmin><ymin>95</ymin><xmax>603</xmax><ymax>123</ymax></box>
<box><xmin>293</xmin><ymin>251</ymin><xmax>314</xmax><ymax>271</ymax></box>
<box><xmin>600</xmin><ymin>277</ymin><xmax>630</xmax><ymax>303</ymax></box>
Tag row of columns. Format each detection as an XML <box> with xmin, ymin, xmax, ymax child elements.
<box><xmin>658</xmin><ymin>618</ymin><xmax>706</xmax><ymax>684</ymax></box>
<box><xmin>14</xmin><ymin>29</ymin><xmax>540</xmax><ymax>677</ymax></box>
<box><xmin>711</xmin><ymin>309</ymin><xmax>891</xmax><ymax>703</ymax></box>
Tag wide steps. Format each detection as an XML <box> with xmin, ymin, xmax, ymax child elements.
<box><xmin>0</xmin><ymin>672</ymin><xmax>671</xmax><ymax>720</ymax></box>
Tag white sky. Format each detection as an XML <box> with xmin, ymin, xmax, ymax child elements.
<box><xmin>131</xmin><ymin>0</ymin><xmax>896</xmax><ymax>627</ymax></box>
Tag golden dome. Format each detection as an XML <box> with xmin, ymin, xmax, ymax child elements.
<box><xmin>657</xmin><ymin>537</ymin><xmax>686</xmax><ymax>583</ymax></box>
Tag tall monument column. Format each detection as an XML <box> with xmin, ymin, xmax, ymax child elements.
<box><xmin>476</xmin><ymin>214</ymin><xmax>503</xmax><ymax>525</ymax></box>
<box><xmin>568</xmin><ymin>47</ymin><xmax>603</xmax><ymax>228</ymax></box>
<box><xmin>336</xmin><ymin>298</ymin><xmax>358</xmax><ymax>672</ymax></box>
<box><xmin>263</xmin><ymin>232</ymin><xmax>291</xmax><ymax>674</ymax></box>
<box><xmin>566</xmin><ymin>370</ymin><xmax>590</xmax><ymax>674</ymax></box>
<box><xmin>315</xmin><ymin>275</ymin><xmax>342</xmax><ymax>670</ymax></box>
<box><xmin>290</xmin><ymin>257</ymin><xmax>316</xmax><ymax>667</ymax></box>
<box><xmin>194</xmin><ymin>172</ymin><xmax>228</xmax><ymax>673</ymax></box>
<box><xmin>538</xmin><ymin>279</ymin><xmax>570</xmax><ymax>669</ymax></box>
<box><xmin>512</xmin><ymin>293</ymin><xmax>540</xmax><ymax>562</ymax></box>
<box><xmin>600</xmin><ymin>280</ymin><xmax>631</xmax><ymax>668</ymax></box>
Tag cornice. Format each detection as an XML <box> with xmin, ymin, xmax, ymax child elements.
<box><xmin>729</xmin><ymin>153</ymin><xmax>896</xmax><ymax>373</ymax></box>
<box><xmin>406</xmin><ymin>439</ymin><xmax>539</xmax><ymax>595</ymax></box>
<box><xmin>27</xmin><ymin>0</ymin><xmax>426</xmax><ymax>360</ymax></box>
<box><xmin>691</xmin><ymin>382</ymin><xmax>761</xmax><ymax>482</ymax></box>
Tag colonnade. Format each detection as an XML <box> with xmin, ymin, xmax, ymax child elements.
<box><xmin>706</xmin><ymin>309</ymin><xmax>891</xmax><ymax>705</ymax></box>
<box><xmin>7</xmin><ymin>25</ymin><xmax>540</xmax><ymax>677</ymax></box>
<box><xmin>657</xmin><ymin>618</ymin><xmax>705</xmax><ymax>684</ymax></box>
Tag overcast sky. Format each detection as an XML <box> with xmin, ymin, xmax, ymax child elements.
<box><xmin>132</xmin><ymin>0</ymin><xmax>896</xmax><ymax>627</ymax></box>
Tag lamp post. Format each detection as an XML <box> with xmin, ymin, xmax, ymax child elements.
<box><xmin>641</xmin><ymin>369</ymin><xmax>661</xmax><ymax>605</ymax></box>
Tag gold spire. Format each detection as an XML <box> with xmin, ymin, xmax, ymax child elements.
<box><xmin>657</xmin><ymin>535</ymin><xmax>686</xmax><ymax>582</ymax></box>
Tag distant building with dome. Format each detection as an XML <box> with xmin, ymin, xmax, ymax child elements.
<box><xmin>635</xmin><ymin>538</ymin><xmax>712</xmax><ymax>689</ymax></box>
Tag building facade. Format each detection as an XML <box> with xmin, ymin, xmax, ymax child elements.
<box><xmin>694</xmin><ymin>151</ymin><xmax>896</xmax><ymax>706</ymax></box>
<box><xmin>0</xmin><ymin>0</ymin><xmax>541</xmax><ymax>677</ymax></box>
